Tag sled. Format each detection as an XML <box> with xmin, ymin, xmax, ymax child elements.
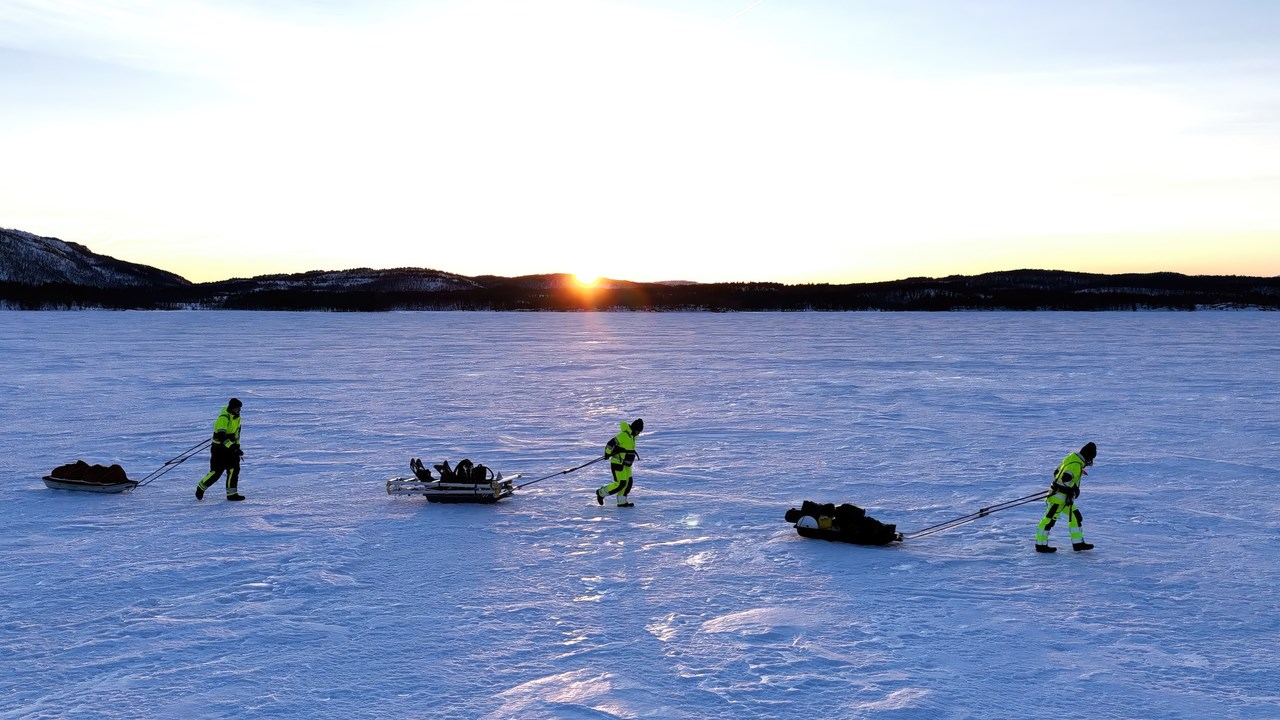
<box><xmin>785</xmin><ymin>501</ymin><xmax>902</xmax><ymax>546</ymax></box>
<box><xmin>43</xmin><ymin>461</ymin><xmax>138</xmax><ymax>494</ymax></box>
<box><xmin>42</xmin><ymin>476</ymin><xmax>139</xmax><ymax>494</ymax></box>
<box><xmin>41</xmin><ymin>441</ymin><xmax>212</xmax><ymax>495</ymax></box>
<box><xmin>386</xmin><ymin>474</ymin><xmax>520</xmax><ymax>503</ymax></box>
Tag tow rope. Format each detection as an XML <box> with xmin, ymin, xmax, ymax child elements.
<box><xmin>515</xmin><ymin>455</ymin><xmax>608</xmax><ymax>490</ymax></box>
<box><xmin>901</xmin><ymin>490</ymin><xmax>1049</xmax><ymax>540</ymax></box>
<box><xmin>134</xmin><ymin>438</ymin><xmax>212</xmax><ymax>488</ymax></box>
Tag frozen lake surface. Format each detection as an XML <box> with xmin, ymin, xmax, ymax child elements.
<box><xmin>2</xmin><ymin>311</ymin><xmax>1278</xmax><ymax>719</ymax></box>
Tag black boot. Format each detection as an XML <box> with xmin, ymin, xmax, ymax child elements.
<box><xmin>227</xmin><ymin>493</ymin><xmax>245</xmax><ymax>501</ymax></box>
<box><xmin>1035</xmin><ymin>544</ymin><xmax>1057</xmax><ymax>553</ymax></box>
<box><xmin>1072</xmin><ymin>542</ymin><xmax>1094</xmax><ymax>551</ymax></box>
<box><xmin>195</xmin><ymin>485</ymin><xmax>204</xmax><ymax>500</ymax></box>
<box><xmin>595</xmin><ymin>490</ymin><xmax>604</xmax><ymax>506</ymax></box>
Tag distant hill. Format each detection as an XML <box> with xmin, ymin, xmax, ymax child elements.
<box><xmin>2</xmin><ymin>227</ymin><xmax>1277</xmax><ymax>310</ymax></box>
<box><xmin>206</xmin><ymin>267</ymin><xmax>483</xmax><ymax>294</ymax></box>
<box><xmin>0</xmin><ymin>227</ymin><xmax>190</xmax><ymax>288</ymax></box>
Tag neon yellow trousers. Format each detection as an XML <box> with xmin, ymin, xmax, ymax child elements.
<box><xmin>1035</xmin><ymin>495</ymin><xmax>1083</xmax><ymax>547</ymax></box>
<box><xmin>598</xmin><ymin>463</ymin><xmax>633</xmax><ymax>505</ymax></box>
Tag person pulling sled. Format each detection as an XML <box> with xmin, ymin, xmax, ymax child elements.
<box><xmin>596</xmin><ymin>418</ymin><xmax>642</xmax><ymax>507</ymax></box>
<box><xmin>1034</xmin><ymin>441</ymin><xmax>1097</xmax><ymax>553</ymax></box>
<box><xmin>196</xmin><ymin>398</ymin><xmax>245</xmax><ymax>501</ymax></box>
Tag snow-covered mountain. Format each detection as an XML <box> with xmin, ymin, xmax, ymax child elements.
<box><xmin>0</xmin><ymin>227</ymin><xmax>190</xmax><ymax>288</ymax></box>
<box><xmin>0</xmin><ymin>228</ymin><xmax>616</xmax><ymax>295</ymax></box>
<box><xmin>205</xmin><ymin>267</ymin><xmax>483</xmax><ymax>294</ymax></box>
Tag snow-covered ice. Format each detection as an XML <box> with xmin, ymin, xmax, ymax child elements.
<box><xmin>2</xmin><ymin>311</ymin><xmax>1278</xmax><ymax>719</ymax></box>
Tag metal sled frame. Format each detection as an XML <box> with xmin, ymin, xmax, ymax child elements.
<box><xmin>385</xmin><ymin>474</ymin><xmax>520</xmax><ymax>503</ymax></box>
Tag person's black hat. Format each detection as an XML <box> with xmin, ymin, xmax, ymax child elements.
<box><xmin>228</xmin><ymin>397</ymin><xmax>243</xmax><ymax>409</ymax></box>
<box><xmin>1080</xmin><ymin>441</ymin><xmax>1096</xmax><ymax>461</ymax></box>
<box><xmin>631</xmin><ymin>418</ymin><xmax>644</xmax><ymax>434</ymax></box>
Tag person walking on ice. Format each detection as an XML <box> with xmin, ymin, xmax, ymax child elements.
<box><xmin>597</xmin><ymin>418</ymin><xmax>643</xmax><ymax>507</ymax></box>
<box><xmin>1035</xmin><ymin>441</ymin><xmax>1096</xmax><ymax>553</ymax></box>
<box><xmin>196</xmin><ymin>397</ymin><xmax>245</xmax><ymax>501</ymax></box>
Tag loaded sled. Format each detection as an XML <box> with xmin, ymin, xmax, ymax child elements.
<box><xmin>386</xmin><ymin>458</ymin><xmax>519</xmax><ymax>504</ymax></box>
<box><xmin>41</xmin><ymin>440</ymin><xmax>212</xmax><ymax>495</ymax></box>
<box><xmin>43</xmin><ymin>461</ymin><xmax>138</xmax><ymax>494</ymax></box>
<box><xmin>785</xmin><ymin>500</ymin><xmax>902</xmax><ymax>546</ymax></box>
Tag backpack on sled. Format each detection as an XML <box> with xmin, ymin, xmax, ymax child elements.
<box><xmin>410</xmin><ymin>458</ymin><xmax>433</xmax><ymax>481</ymax></box>
<box><xmin>427</xmin><ymin>458</ymin><xmax>494</xmax><ymax>484</ymax></box>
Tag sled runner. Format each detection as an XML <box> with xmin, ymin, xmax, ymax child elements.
<box><xmin>43</xmin><ymin>461</ymin><xmax>138</xmax><ymax>494</ymax></box>
<box><xmin>785</xmin><ymin>501</ymin><xmax>902</xmax><ymax>545</ymax></box>
<box><xmin>386</xmin><ymin>457</ymin><xmax>519</xmax><ymax>503</ymax></box>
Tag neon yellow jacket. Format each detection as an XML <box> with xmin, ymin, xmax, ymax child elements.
<box><xmin>213</xmin><ymin>407</ymin><xmax>241</xmax><ymax>450</ymax></box>
<box><xmin>1052</xmin><ymin>452</ymin><xmax>1087</xmax><ymax>499</ymax></box>
<box><xmin>606</xmin><ymin>422</ymin><xmax>637</xmax><ymax>466</ymax></box>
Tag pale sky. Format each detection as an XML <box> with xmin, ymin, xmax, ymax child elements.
<box><xmin>3</xmin><ymin>0</ymin><xmax>1279</xmax><ymax>284</ymax></box>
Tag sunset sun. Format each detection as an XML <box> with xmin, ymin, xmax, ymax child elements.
<box><xmin>572</xmin><ymin>273</ymin><xmax>601</xmax><ymax>287</ymax></box>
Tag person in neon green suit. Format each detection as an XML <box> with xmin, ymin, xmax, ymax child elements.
<box><xmin>596</xmin><ymin>418</ymin><xmax>643</xmax><ymax>507</ymax></box>
<box><xmin>1035</xmin><ymin>441</ymin><xmax>1096</xmax><ymax>553</ymax></box>
<box><xmin>196</xmin><ymin>398</ymin><xmax>245</xmax><ymax>501</ymax></box>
